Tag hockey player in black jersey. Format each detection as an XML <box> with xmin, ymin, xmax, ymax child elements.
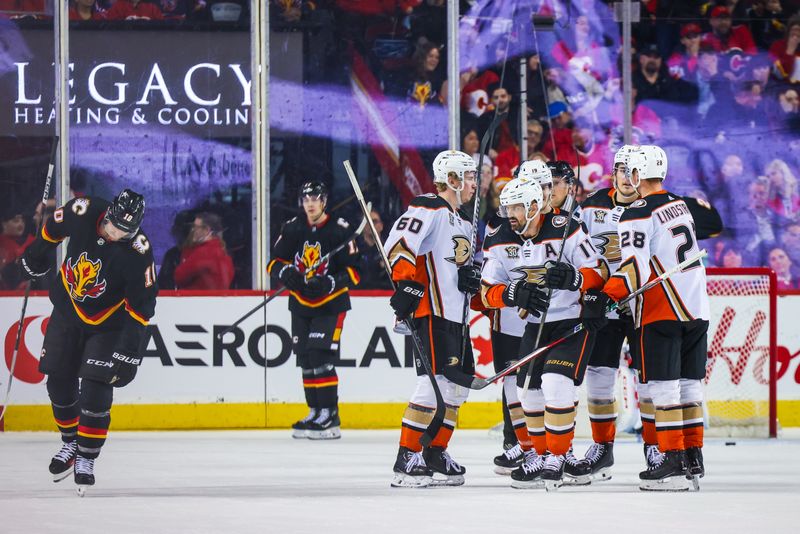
<box><xmin>267</xmin><ymin>181</ymin><xmax>361</xmax><ymax>440</ymax></box>
<box><xmin>19</xmin><ymin>190</ymin><xmax>157</xmax><ymax>496</ymax></box>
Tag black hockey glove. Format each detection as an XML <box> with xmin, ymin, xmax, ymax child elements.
<box><xmin>19</xmin><ymin>251</ymin><xmax>50</xmax><ymax>280</ymax></box>
<box><xmin>390</xmin><ymin>280</ymin><xmax>425</xmax><ymax>321</ymax></box>
<box><xmin>544</xmin><ymin>261</ymin><xmax>583</xmax><ymax>291</ymax></box>
<box><xmin>502</xmin><ymin>281</ymin><xmax>549</xmax><ymax>317</ymax></box>
<box><xmin>457</xmin><ymin>264</ymin><xmax>482</xmax><ymax>295</ymax></box>
<box><xmin>278</xmin><ymin>263</ymin><xmax>304</xmax><ymax>292</ymax></box>
<box><xmin>581</xmin><ymin>289</ymin><xmax>610</xmax><ymax>333</ymax></box>
<box><xmin>303</xmin><ymin>274</ymin><xmax>335</xmax><ymax>299</ymax></box>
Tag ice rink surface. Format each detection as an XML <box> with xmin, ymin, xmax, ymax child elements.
<box><xmin>1</xmin><ymin>429</ymin><xmax>799</xmax><ymax>534</ymax></box>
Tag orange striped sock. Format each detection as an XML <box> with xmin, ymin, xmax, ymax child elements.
<box><xmin>640</xmin><ymin>398</ymin><xmax>657</xmax><ymax>445</ymax></box>
<box><xmin>399</xmin><ymin>403</ymin><xmax>434</xmax><ymax>452</ymax></box>
<box><xmin>524</xmin><ymin>409</ymin><xmax>546</xmax><ymax>454</ymax></box>
<box><xmin>544</xmin><ymin>405</ymin><xmax>576</xmax><ymax>456</ymax></box>
<box><xmin>682</xmin><ymin>402</ymin><xmax>704</xmax><ymax>448</ymax></box>
<box><xmin>430</xmin><ymin>405</ymin><xmax>458</xmax><ymax>448</ymax></box>
<box><xmin>588</xmin><ymin>398</ymin><xmax>617</xmax><ymax>443</ymax></box>
<box><xmin>655</xmin><ymin>405</ymin><xmax>685</xmax><ymax>452</ymax></box>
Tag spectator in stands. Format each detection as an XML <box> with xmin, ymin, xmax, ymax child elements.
<box><xmin>668</xmin><ymin>23</ymin><xmax>703</xmax><ymax>80</ymax></box>
<box><xmin>720</xmin><ymin>240</ymin><xmax>745</xmax><ymax>268</ymax></box>
<box><xmin>707</xmin><ymin>80</ymin><xmax>767</xmax><ymax>132</ymax></box>
<box><xmin>543</xmin><ymin>66</ymin><xmax>570</xmax><ymax>109</ymax></box>
<box><xmin>0</xmin><ymin>208</ymin><xmax>33</xmax><ymax>289</ymax></box>
<box><xmin>633</xmin><ymin>43</ymin><xmax>699</xmax><ymax>107</ymax></box>
<box><xmin>479</xmin><ymin>83</ymin><xmax>518</xmax><ymax>159</ymax></box>
<box><xmin>749</xmin><ymin>0</ymin><xmax>787</xmax><ymax>51</ymax></box>
<box><xmin>157</xmin><ymin>209</ymin><xmax>193</xmax><ymax>290</ymax></box>
<box><xmin>551</xmin><ymin>14</ymin><xmax>614</xmax><ymax>81</ymax></box>
<box><xmin>541</xmin><ymin>101</ymin><xmax>575</xmax><ymax>163</ymax></box>
<box><xmin>768</xmin><ymin>246</ymin><xmax>798</xmax><ymax>288</ymax></box>
<box><xmin>780</xmin><ymin>222</ymin><xmax>800</xmax><ymax>278</ymax></box>
<box><xmin>158</xmin><ymin>0</ymin><xmax>205</xmax><ymax>20</ymax></box>
<box><xmin>702</xmin><ymin>6</ymin><xmax>757</xmax><ymax>55</ymax></box>
<box><xmin>769</xmin><ymin>14</ymin><xmax>800</xmax><ymax>83</ymax></box>
<box><xmin>765</xmin><ymin>158</ymin><xmax>800</xmax><ymax>220</ymax></box>
<box><xmin>461</xmin><ymin>67</ymin><xmax>498</xmax><ymax>121</ymax></box>
<box><xmin>392</xmin><ymin>38</ymin><xmax>444</xmax><ymax>110</ymax></box>
<box><xmin>693</xmin><ymin>44</ymin><xmax>729</xmax><ymax>120</ymax></box>
<box><xmin>69</xmin><ymin>0</ymin><xmax>104</xmax><ymax>20</ymax></box>
<box><xmin>494</xmin><ymin>119</ymin><xmax>544</xmax><ymax>182</ymax></box>
<box><xmin>776</xmin><ymin>87</ymin><xmax>800</xmax><ymax>131</ymax></box>
<box><xmin>174</xmin><ymin>212</ymin><xmax>234</xmax><ymax>290</ymax></box>
<box><xmin>356</xmin><ymin>209</ymin><xmax>391</xmax><ymax>290</ymax></box>
<box><xmin>736</xmin><ymin>177</ymin><xmax>779</xmax><ymax>265</ymax></box>
<box><xmin>104</xmin><ymin>0</ymin><xmax>164</xmax><ymax>20</ymax></box>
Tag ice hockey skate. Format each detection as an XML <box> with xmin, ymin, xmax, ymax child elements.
<box><xmin>510</xmin><ymin>450</ymin><xmax>545</xmax><ymax>489</ymax></box>
<box><xmin>563</xmin><ymin>448</ymin><xmax>592</xmax><ymax>486</ymax></box>
<box><xmin>291</xmin><ymin>408</ymin><xmax>318</xmax><ymax>439</ymax></box>
<box><xmin>542</xmin><ymin>454</ymin><xmax>566</xmax><ymax>492</ymax></box>
<box><xmin>493</xmin><ymin>443</ymin><xmax>524</xmax><ymax>475</ymax></box>
<box><xmin>49</xmin><ymin>440</ymin><xmax>77</xmax><ymax>483</ymax></box>
<box><xmin>74</xmin><ymin>455</ymin><xmax>95</xmax><ymax>497</ymax></box>
<box><xmin>686</xmin><ymin>446</ymin><xmax>704</xmax><ymax>490</ymax></box>
<box><xmin>639</xmin><ymin>450</ymin><xmax>691</xmax><ymax>491</ymax></box>
<box><xmin>306</xmin><ymin>408</ymin><xmax>341</xmax><ymax>440</ymax></box>
<box><xmin>584</xmin><ymin>441</ymin><xmax>614</xmax><ymax>481</ymax></box>
<box><xmin>423</xmin><ymin>446</ymin><xmax>466</xmax><ymax>486</ymax></box>
<box><xmin>391</xmin><ymin>447</ymin><xmax>433</xmax><ymax>488</ymax></box>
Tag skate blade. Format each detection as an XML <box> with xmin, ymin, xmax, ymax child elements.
<box><xmin>306</xmin><ymin>427</ymin><xmax>341</xmax><ymax>440</ymax></box>
<box><xmin>688</xmin><ymin>474</ymin><xmax>701</xmax><ymax>491</ymax></box>
<box><xmin>562</xmin><ymin>474</ymin><xmax>591</xmax><ymax>486</ymax></box>
<box><xmin>390</xmin><ymin>473</ymin><xmax>432</xmax><ymax>488</ymax></box>
<box><xmin>76</xmin><ymin>485</ymin><xmax>90</xmax><ymax>497</ymax></box>
<box><xmin>52</xmin><ymin>467</ymin><xmax>74</xmax><ymax>483</ymax></box>
<box><xmin>544</xmin><ymin>479</ymin><xmax>563</xmax><ymax>492</ymax></box>
<box><xmin>291</xmin><ymin>429</ymin><xmax>308</xmax><ymax>439</ymax></box>
<box><xmin>510</xmin><ymin>478</ymin><xmax>544</xmax><ymax>489</ymax></box>
<box><xmin>493</xmin><ymin>465</ymin><xmax>516</xmax><ymax>476</ymax></box>
<box><xmin>590</xmin><ymin>467</ymin><xmax>612</xmax><ymax>482</ymax></box>
<box><xmin>429</xmin><ymin>473</ymin><xmax>465</xmax><ymax>487</ymax></box>
<box><xmin>639</xmin><ymin>476</ymin><xmax>690</xmax><ymax>492</ymax></box>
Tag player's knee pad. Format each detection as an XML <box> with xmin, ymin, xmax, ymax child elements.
<box><xmin>679</xmin><ymin>378</ymin><xmax>703</xmax><ymax>404</ymax></box>
<box><xmin>79</xmin><ymin>378</ymin><xmax>114</xmax><ymax>414</ymax></box>
<box><xmin>586</xmin><ymin>366</ymin><xmax>617</xmax><ymax>401</ymax></box>
<box><xmin>46</xmin><ymin>373</ymin><xmax>79</xmax><ymax>405</ymax></box>
<box><xmin>518</xmin><ymin>386</ymin><xmax>544</xmax><ymax>413</ymax></box>
<box><xmin>408</xmin><ymin>375</ymin><xmax>469</xmax><ymax>407</ymax></box>
<box><xmin>304</xmin><ymin>349</ymin><xmax>336</xmax><ymax>370</ymax></box>
<box><xmin>503</xmin><ymin>376</ymin><xmax>519</xmax><ymax>405</ymax></box>
<box><xmin>541</xmin><ymin>373</ymin><xmax>575</xmax><ymax>408</ymax></box>
<box><xmin>647</xmin><ymin>379</ymin><xmax>681</xmax><ymax>407</ymax></box>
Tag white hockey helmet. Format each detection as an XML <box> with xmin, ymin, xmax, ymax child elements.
<box><xmin>613</xmin><ymin>144</ymin><xmax>641</xmax><ymax>167</ymax></box>
<box><xmin>624</xmin><ymin>145</ymin><xmax>667</xmax><ymax>189</ymax></box>
<box><xmin>432</xmin><ymin>150</ymin><xmax>477</xmax><ymax>192</ymax></box>
<box><xmin>499</xmin><ymin>177</ymin><xmax>544</xmax><ymax>235</ymax></box>
<box><xmin>516</xmin><ymin>159</ymin><xmax>553</xmax><ymax>210</ymax></box>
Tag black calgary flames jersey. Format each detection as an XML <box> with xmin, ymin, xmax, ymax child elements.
<box><xmin>28</xmin><ymin>196</ymin><xmax>157</xmax><ymax>352</ymax></box>
<box><xmin>268</xmin><ymin>214</ymin><xmax>360</xmax><ymax>317</ymax></box>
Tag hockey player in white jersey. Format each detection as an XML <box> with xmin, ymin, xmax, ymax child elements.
<box><xmin>481</xmin><ymin>174</ymin><xmax>607</xmax><ymax>490</ymax></box>
<box><xmin>385</xmin><ymin>150</ymin><xmax>482</xmax><ymax>488</ymax></box>
<box><xmin>585</xmin><ymin>145</ymin><xmax>710</xmax><ymax>491</ymax></box>
<box><xmin>573</xmin><ymin>145</ymin><xmax>640</xmax><ymax>479</ymax></box>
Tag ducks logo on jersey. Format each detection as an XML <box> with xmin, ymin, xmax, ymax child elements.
<box><xmin>510</xmin><ymin>265</ymin><xmax>548</xmax><ymax>285</ymax></box>
<box><xmin>64</xmin><ymin>252</ymin><xmax>107</xmax><ymax>301</ymax></box>
<box><xmin>446</xmin><ymin>235</ymin><xmax>472</xmax><ymax>266</ymax></box>
<box><xmin>594</xmin><ymin>231</ymin><xmax>622</xmax><ymax>263</ymax></box>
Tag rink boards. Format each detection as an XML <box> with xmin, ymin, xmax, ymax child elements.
<box><xmin>2</xmin><ymin>292</ymin><xmax>800</xmax><ymax>431</ymax></box>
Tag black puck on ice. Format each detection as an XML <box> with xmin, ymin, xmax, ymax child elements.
<box><xmin>725</xmin><ymin>441</ymin><xmax>736</xmax><ymax>446</ymax></box>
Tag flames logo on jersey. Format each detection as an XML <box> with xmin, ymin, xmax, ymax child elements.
<box><xmin>510</xmin><ymin>265</ymin><xmax>548</xmax><ymax>285</ymax></box>
<box><xmin>294</xmin><ymin>241</ymin><xmax>328</xmax><ymax>278</ymax></box>
<box><xmin>594</xmin><ymin>231</ymin><xmax>622</xmax><ymax>264</ymax></box>
<box><xmin>64</xmin><ymin>252</ymin><xmax>107</xmax><ymax>302</ymax></box>
<box><xmin>446</xmin><ymin>236</ymin><xmax>472</xmax><ymax>266</ymax></box>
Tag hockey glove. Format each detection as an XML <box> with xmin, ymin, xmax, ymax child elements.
<box><xmin>303</xmin><ymin>274</ymin><xmax>335</xmax><ymax>299</ymax></box>
<box><xmin>278</xmin><ymin>263</ymin><xmax>305</xmax><ymax>292</ymax></box>
<box><xmin>544</xmin><ymin>261</ymin><xmax>583</xmax><ymax>291</ymax></box>
<box><xmin>390</xmin><ymin>280</ymin><xmax>425</xmax><ymax>321</ymax></box>
<box><xmin>457</xmin><ymin>264</ymin><xmax>482</xmax><ymax>295</ymax></box>
<box><xmin>19</xmin><ymin>251</ymin><xmax>50</xmax><ymax>280</ymax></box>
<box><xmin>502</xmin><ymin>281</ymin><xmax>549</xmax><ymax>317</ymax></box>
<box><xmin>581</xmin><ymin>289</ymin><xmax>610</xmax><ymax>333</ymax></box>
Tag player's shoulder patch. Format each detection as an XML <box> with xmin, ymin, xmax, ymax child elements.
<box><xmin>409</xmin><ymin>193</ymin><xmax>448</xmax><ymax>210</ymax></box>
<box><xmin>337</xmin><ymin>217</ymin><xmax>350</xmax><ymax>229</ymax></box>
<box><xmin>551</xmin><ymin>214</ymin><xmax>569</xmax><ymax>228</ymax></box>
<box><xmin>130</xmin><ymin>232</ymin><xmax>152</xmax><ymax>256</ymax></box>
<box><xmin>70</xmin><ymin>197</ymin><xmax>91</xmax><ymax>216</ymax></box>
<box><xmin>630</xmin><ymin>199</ymin><xmax>647</xmax><ymax>209</ymax></box>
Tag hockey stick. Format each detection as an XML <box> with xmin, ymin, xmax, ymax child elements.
<box><xmin>1</xmin><ymin>136</ymin><xmax>59</xmax><ymax>423</ymax></box>
<box><xmin>216</xmin><ymin>203</ymin><xmax>371</xmax><ymax>339</ymax></box>
<box><xmin>470</xmin><ymin>249</ymin><xmax>708</xmax><ymax>390</ymax></box>
<box><xmin>520</xmin><ymin>150</ymin><xmax>581</xmax><ymax>397</ymax></box>
<box><xmin>459</xmin><ymin>111</ymin><xmax>508</xmax><ymax>362</ymax></box>
<box><xmin>343</xmin><ymin>160</ymin><xmax>444</xmax><ymax>447</ymax></box>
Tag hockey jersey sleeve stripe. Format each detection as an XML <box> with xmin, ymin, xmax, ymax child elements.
<box><xmin>480</xmin><ymin>281</ymin><xmax>507</xmax><ymax>309</ymax></box>
<box><xmin>388</xmin><ymin>239</ymin><xmax>416</xmax><ymax>280</ymax></box>
<box><xmin>267</xmin><ymin>258</ymin><xmax>288</xmax><ymax>277</ymax></box>
<box><xmin>41</xmin><ymin>224</ymin><xmax>62</xmax><ymax>243</ymax></box>
<box><xmin>346</xmin><ymin>266</ymin><xmax>360</xmax><ymax>286</ymax></box>
<box><xmin>424</xmin><ymin>252</ymin><xmax>444</xmax><ymax>317</ymax></box>
<box><xmin>124</xmin><ymin>299</ymin><xmax>150</xmax><ymax>325</ymax></box>
<box><xmin>604</xmin><ymin>256</ymin><xmax>639</xmax><ymax>302</ymax></box>
<box><xmin>651</xmin><ymin>258</ymin><xmax>693</xmax><ymax>322</ymax></box>
<box><xmin>579</xmin><ymin>266</ymin><xmax>606</xmax><ymax>291</ymax></box>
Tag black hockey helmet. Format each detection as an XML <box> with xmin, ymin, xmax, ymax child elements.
<box><xmin>299</xmin><ymin>180</ymin><xmax>328</xmax><ymax>204</ymax></box>
<box><xmin>547</xmin><ymin>161</ymin><xmax>576</xmax><ymax>184</ymax></box>
<box><xmin>107</xmin><ymin>189</ymin><xmax>145</xmax><ymax>234</ymax></box>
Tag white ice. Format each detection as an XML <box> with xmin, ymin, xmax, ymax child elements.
<box><xmin>1</xmin><ymin>430</ymin><xmax>799</xmax><ymax>534</ymax></box>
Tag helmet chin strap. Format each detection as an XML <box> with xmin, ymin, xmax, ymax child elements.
<box><xmin>514</xmin><ymin>205</ymin><xmax>541</xmax><ymax>236</ymax></box>
<box><xmin>447</xmin><ymin>176</ymin><xmax>465</xmax><ymax>207</ymax></box>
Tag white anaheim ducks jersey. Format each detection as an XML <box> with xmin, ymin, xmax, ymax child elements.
<box><xmin>579</xmin><ymin>188</ymin><xmax>633</xmax><ymax>320</ymax></box>
<box><xmin>385</xmin><ymin>193</ymin><xmax>473</xmax><ymax>323</ymax></box>
<box><xmin>481</xmin><ymin>217</ymin><xmax>526</xmax><ymax>337</ymax></box>
<box><xmin>604</xmin><ymin>190</ymin><xmax>710</xmax><ymax>328</ymax></box>
<box><xmin>481</xmin><ymin>210</ymin><xmax>606</xmax><ymax>324</ymax></box>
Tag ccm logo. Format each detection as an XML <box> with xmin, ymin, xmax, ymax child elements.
<box><xmin>309</xmin><ymin>333</ymin><xmax>325</xmax><ymax>339</ymax></box>
<box><xmin>112</xmin><ymin>352</ymin><xmax>141</xmax><ymax>365</ymax></box>
<box><xmin>86</xmin><ymin>359</ymin><xmax>113</xmax><ymax>368</ymax></box>
<box><xmin>403</xmin><ymin>286</ymin><xmax>424</xmax><ymax>298</ymax></box>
